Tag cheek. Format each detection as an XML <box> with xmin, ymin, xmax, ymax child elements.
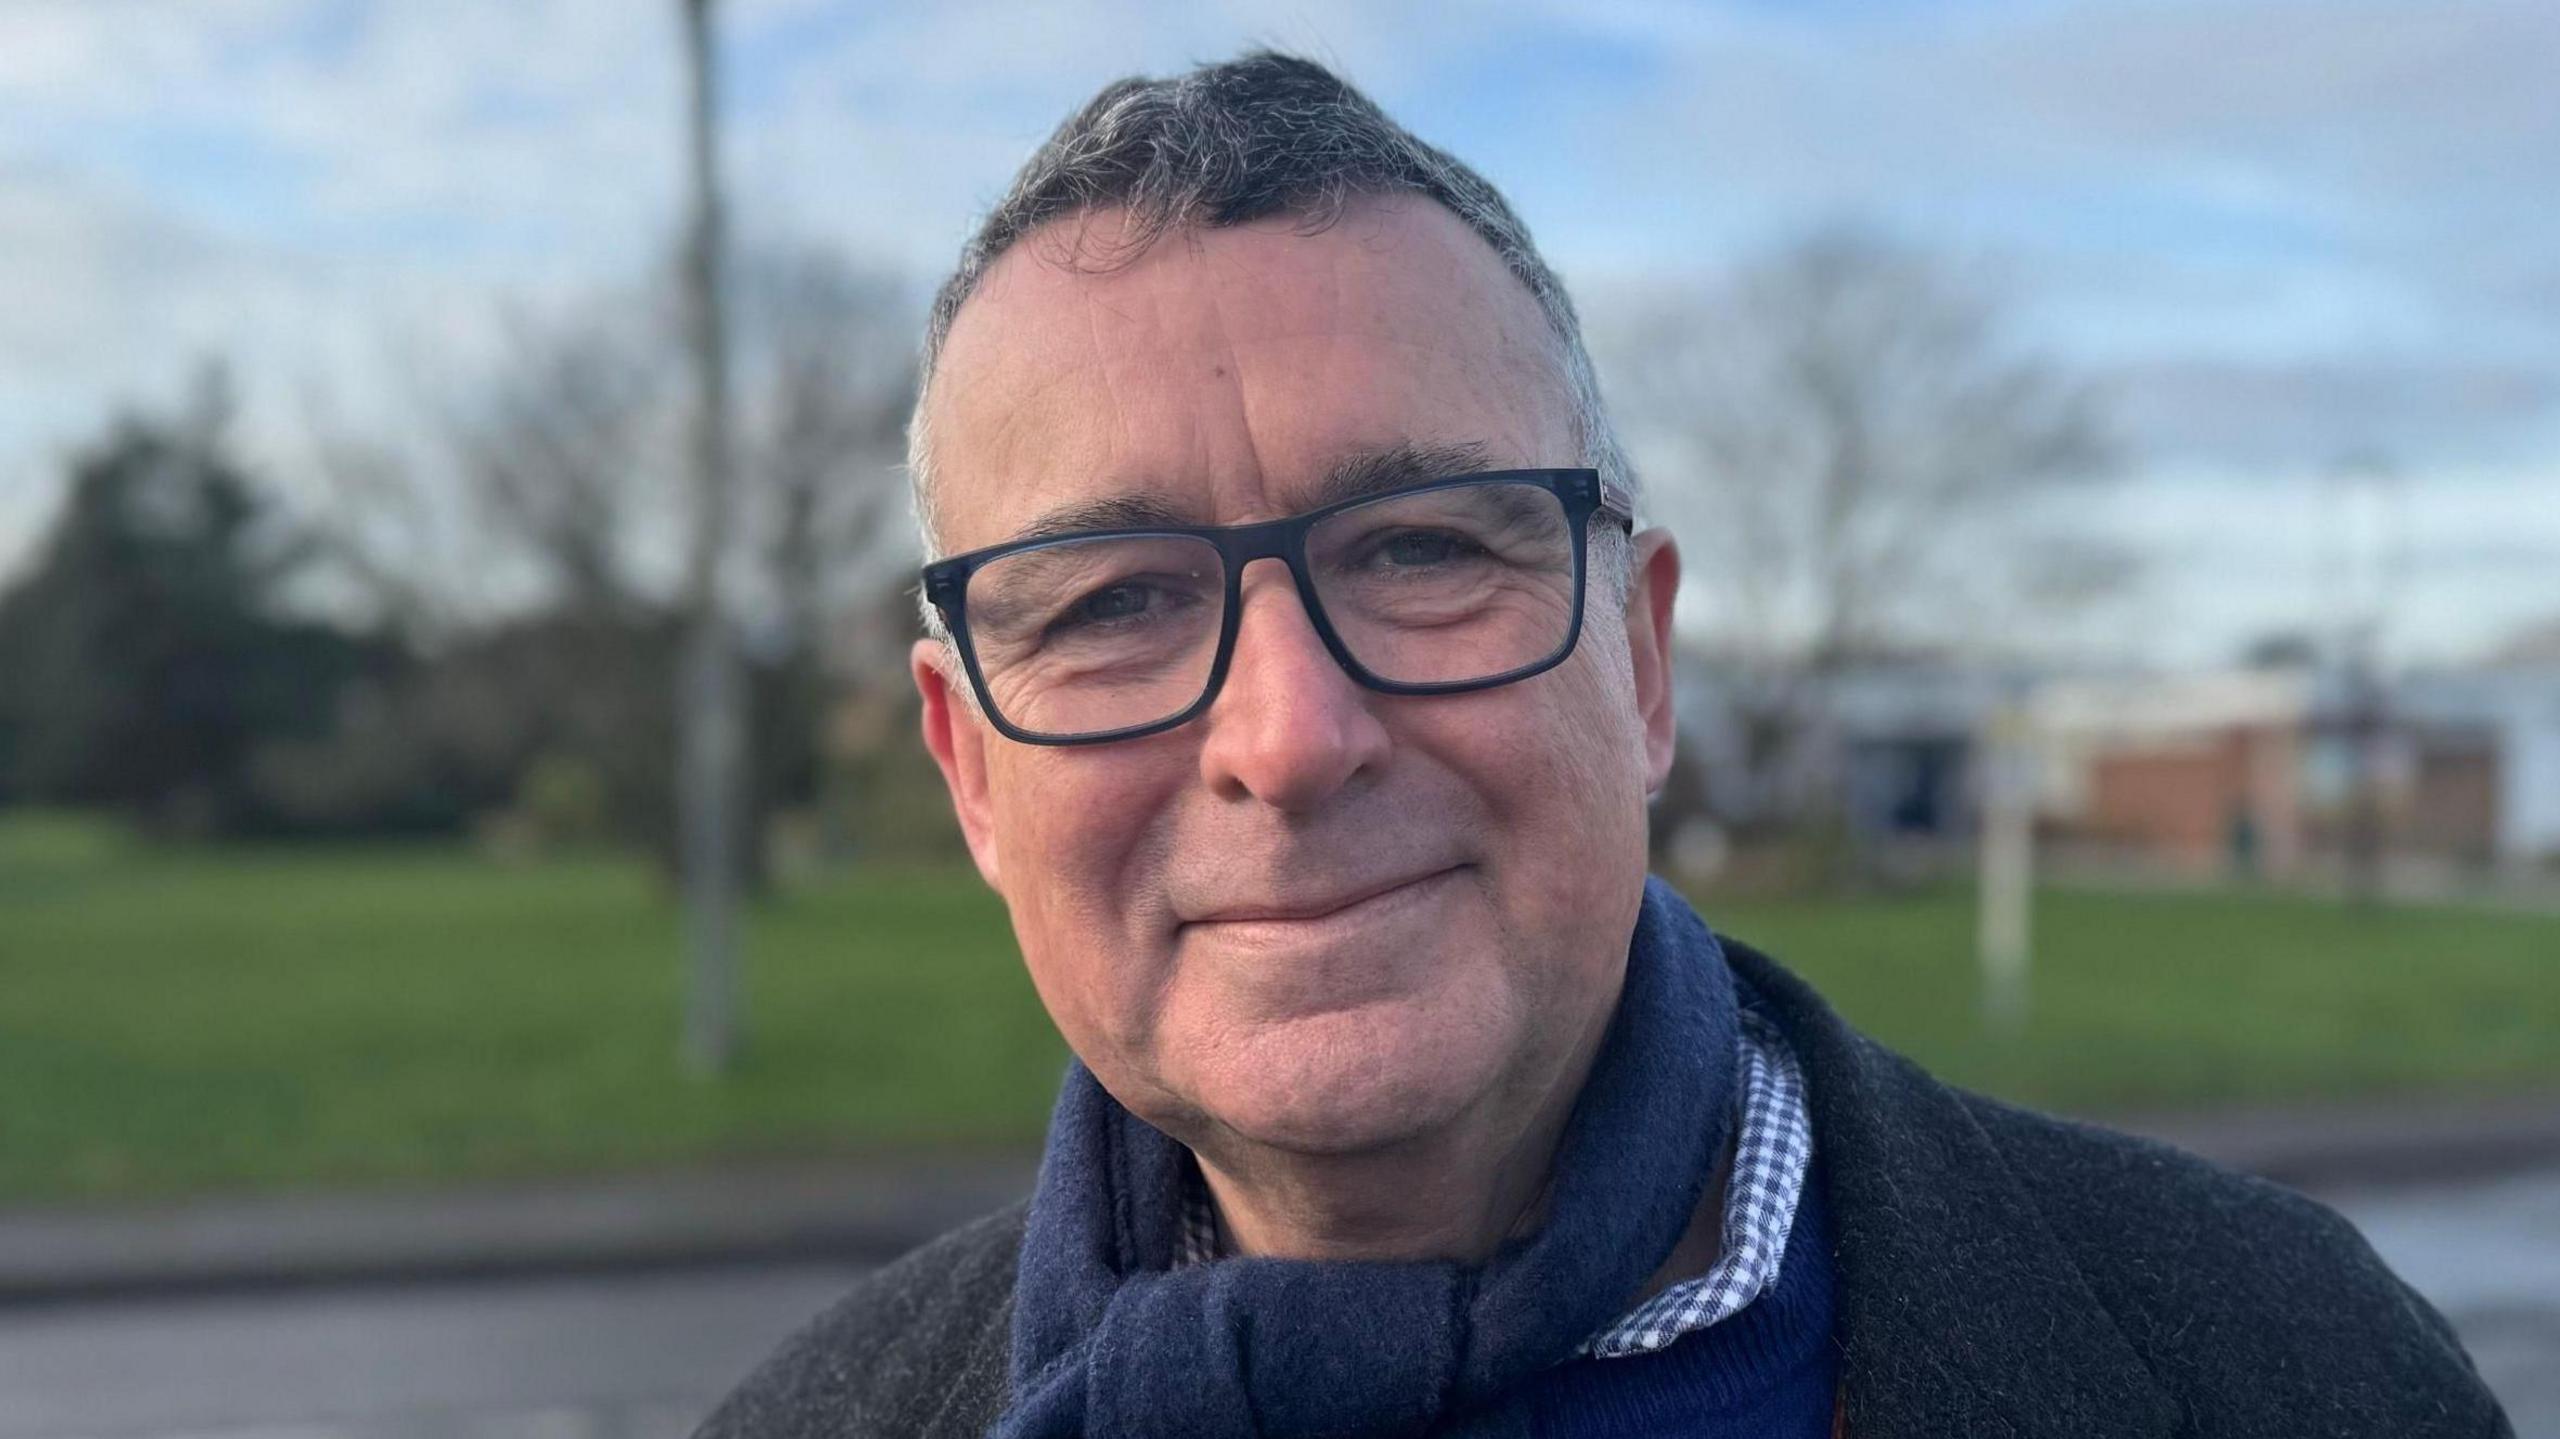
<box><xmin>984</xmin><ymin>744</ymin><xmax>1182</xmax><ymax>1061</ymax></box>
<box><xmin>1498</xmin><ymin>671</ymin><xmax>1653</xmax><ymax>1020</ymax></box>
<box><xmin>1422</xmin><ymin>650</ymin><xmax>1652</xmax><ymax>910</ymax></box>
<box><xmin>1476</xmin><ymin>654</ymin><xmax>1646</xmax><ymax>823</ymax></box>
<box><xmin>1550</xmin><ymin>624</ymin><xmax>1651</xmax><ymax>833</ymax></box>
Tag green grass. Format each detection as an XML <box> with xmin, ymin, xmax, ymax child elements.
<box><xmin>0</xmin><ymin>813</ymin><xmax>1060</xmax><ymax>1203</ymax></box>
<box><xmin>1707</xmin><ymin>886</ymin><xmax>2560</xmax><ymax>1113</ymax></box>
<box><xmin>3</xmin><ymin>809</ymin><xmax>2556</xmax><ymax>1203</ymax></box>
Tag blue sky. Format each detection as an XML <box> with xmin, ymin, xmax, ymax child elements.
<box><xmin>1</xmin><ymin>0</ymin><xmax>2554</xmax><ymax>664</ymax></box>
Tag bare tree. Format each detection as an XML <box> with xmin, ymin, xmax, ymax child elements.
<box><xmin>309</xmin><ymin>252</ymin><xmax>914</xmax><ymax>651</ymax></box>
<box><xmin>461</xmin><ymin>310</ymin><xmax>673</xmax><ymax>625</ymax></box>
<box><xmin>1618</xmin><ymin>226</ymin><xmax>2114</xmax><ymax>663</ymax></box>
<box><xmin>733</xmin><ymin>253</ymin><xmax>920</xmax><ymax>674</ymax></box>
<box><xmin>1609</xmin><ymin>226</ymin><xmax>2120</xmax><ymax>830</ymax></box>
<box><xmin>297</xmin><ymin>244</ymin><xmax>917</xmax><ymax>897</ymax></box>
<box><xmin>302</xmin><ymin>303</ymin><xmax>675</xmax><ymax>643</ymax></box>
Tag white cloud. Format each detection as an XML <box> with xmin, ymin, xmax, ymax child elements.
<box><xmin>0</xmin><ymin>0</ymin><xmax>2552</xmax><ymax>663</ymax></box>
<box><xmin>2071</xmin><ymin>458</ymin><xmax>2560</xmax><ymax>667</ymax></box>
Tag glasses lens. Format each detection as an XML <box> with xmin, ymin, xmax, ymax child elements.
<box><xmin>962</xmin><ymin>533</ymin><xmax>1225</xmax><ymax>738</ymax></box>
<box><xmin>1306</xmin><ymin>480</ymin><xmax>1578</xmax><ymax>686</ymax></box>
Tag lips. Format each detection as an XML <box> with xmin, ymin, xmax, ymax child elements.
<box><xmin>1181</xmin><ymin>864</ymin><xmax>1464</xmax><ymax>927</ymax></box>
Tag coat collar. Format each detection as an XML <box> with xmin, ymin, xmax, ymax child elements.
<box><xmin>1724</xmin><ymin>940</ymin><xmax>2180</xmax><ymax>1439</ymax></box>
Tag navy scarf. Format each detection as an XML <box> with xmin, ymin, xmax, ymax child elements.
<box><xmin>994</xmin><ymin>876</ymin><xmax>1741</xmax><ymax>1439</ymax></box>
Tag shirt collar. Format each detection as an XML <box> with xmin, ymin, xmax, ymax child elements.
<box><xmin>1170</xmin><ymin>1012</ymin><xmax>1816</xmax><ymax>1363</ymax></box>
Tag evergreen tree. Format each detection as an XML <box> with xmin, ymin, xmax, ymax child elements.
<box><xmin>0</xmin><ymin>398</ymin><xmax>387</xmax><ymax>834</ymax></box>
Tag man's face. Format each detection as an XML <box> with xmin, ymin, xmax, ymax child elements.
<box><xmin>914</xmin><ymin>196</ymin><xmax>1681</xmax><ymax>1166</ymax></box>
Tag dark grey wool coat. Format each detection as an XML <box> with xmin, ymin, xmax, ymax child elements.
<box><xmin>694</xmin><ymin>940</ymin><xmax>2513</xmax><ymax>1439</ymax></box>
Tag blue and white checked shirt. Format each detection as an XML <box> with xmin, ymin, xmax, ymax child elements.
<box><xmin>1172</xmin><ymin>1008</ymin><xmax>1815</xmax><ymax>1359</ymax></box>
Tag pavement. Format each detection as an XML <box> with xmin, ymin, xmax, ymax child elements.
<box><xmin>5</xmin><ymin>1091</ymin><xmax>2559</xmax><ymax>1303</ymax></box>
<box><xmin>0</xmin><ymin>1153</ymin><xmax>1036</xmax><ymax>1305</ymax></box>
<box><xmin>2112</xmin><ymin>1089</ymin><xmax>2560</xmax><ymax>1191</ymax></box>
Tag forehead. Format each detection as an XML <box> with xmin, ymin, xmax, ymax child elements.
<box><xmin>925</xmin><ymin>194</ymin><xmax>1575</xmax><ymax>555</ymax></box>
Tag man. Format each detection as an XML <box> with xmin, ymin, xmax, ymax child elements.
<box><xmin>700</xmin><ymin>52</ymin><xmax>2509</xmax><ymax>1439</ymax></box>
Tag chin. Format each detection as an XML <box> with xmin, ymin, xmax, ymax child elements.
<box><xmin>1177</xmin><ymin>999</ymin><xmax>1511</xmax><ymax>1157</ymax></box>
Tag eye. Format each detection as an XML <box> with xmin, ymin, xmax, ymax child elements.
<box><xmin>1050</xmin><ymin>578</ymin><xmax>1196</xmax><ymax>635</ymax></box>
<box><xmin>1372</xmin><ymin>529</ymin><xmax>1481</xmax><ymax>568</ymax></box>
<box><xmin>1074</xmin><ymin>584</ymin><xmax>1152</xmax><ymax>623</ymax></box>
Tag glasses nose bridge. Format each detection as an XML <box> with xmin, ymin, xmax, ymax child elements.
<box><xmin>1216</xmin><ymin>513</ymin><xmax>1328</xmax><ymax>625</ymax></box>
<box><xmin>1215</xmin><ymin>512</ymin><xmax>1309</xmax><ymax>573</ymax></box>
<box><xmin>1213</xmin><ymin>513</ymin><xmax>1369</xmax><ymax>699</ymax></box>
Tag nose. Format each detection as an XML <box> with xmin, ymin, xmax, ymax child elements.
<box><xmin>1197</xmin><ymin>559</ymin><xmax>1391</xmax><ymax>811</ymax></box>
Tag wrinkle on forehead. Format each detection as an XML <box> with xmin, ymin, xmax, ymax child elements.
<box><xmin>1198</xmin><ymin>235</ymin><xmax>1271</xmax><ymax>502</ymax></box>
<box><xmin>925</xmin><ymin>193</ymin><xmax>1575</xmax><ymax>556</ymax></box>
<box><xmin>1078</xmin><ymin>283</ymin><xmax>1145</xmax><ymax>494</ymax></box>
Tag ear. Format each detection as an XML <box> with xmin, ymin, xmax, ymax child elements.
<box><xmin>1622</xmin><ymin>530</ymin><xmax>1682</xmax><ymax>796</ymax></box>
<box><xmin>913</xmin><ymin>639</ymin><xmax>1004</xmax><ymax>893</ymax></box>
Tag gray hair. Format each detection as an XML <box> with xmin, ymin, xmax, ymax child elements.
<box><xmin>911</xmin><ymin>50</ymin><xmax>1635</xmax><ymax>629</ymax></box>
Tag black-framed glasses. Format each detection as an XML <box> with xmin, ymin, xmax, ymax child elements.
<box><xmin>920</xmin><ymin>468</ymin><xmax>1634</xmax><ymax>746</ymax></box>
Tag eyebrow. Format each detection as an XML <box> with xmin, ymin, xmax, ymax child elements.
<box><xmin>1003</xmin><ymin>439</ymin><xmax>1501</xmax><ymax>547</ymax></box>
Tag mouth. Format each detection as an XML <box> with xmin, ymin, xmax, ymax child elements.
<box><xmin>1183</xmin><ymin>864</ymin><xmax>1467</xmax><ymax>930</ymax></box>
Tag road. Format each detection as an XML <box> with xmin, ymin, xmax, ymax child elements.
<box><xmin>2326</xmin><ymin>1166</ymin><xmax>2560</xmax><ymax>1435</ymax></box>
<box><xmin>0</xmin><ymin>1264</ymin><xmax>865</xmax><ymax>1439</ymax></box>
<box><xmin>2</xmin><ymin>1169</ymin><xmax>2552</xmax><ymax>1438</ymax></box>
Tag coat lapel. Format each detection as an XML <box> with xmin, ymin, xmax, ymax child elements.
<box><xmin>1725</xmin><ymin>941</ymin><xmax>2181</xmax><ymax>1439</ymax></box>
